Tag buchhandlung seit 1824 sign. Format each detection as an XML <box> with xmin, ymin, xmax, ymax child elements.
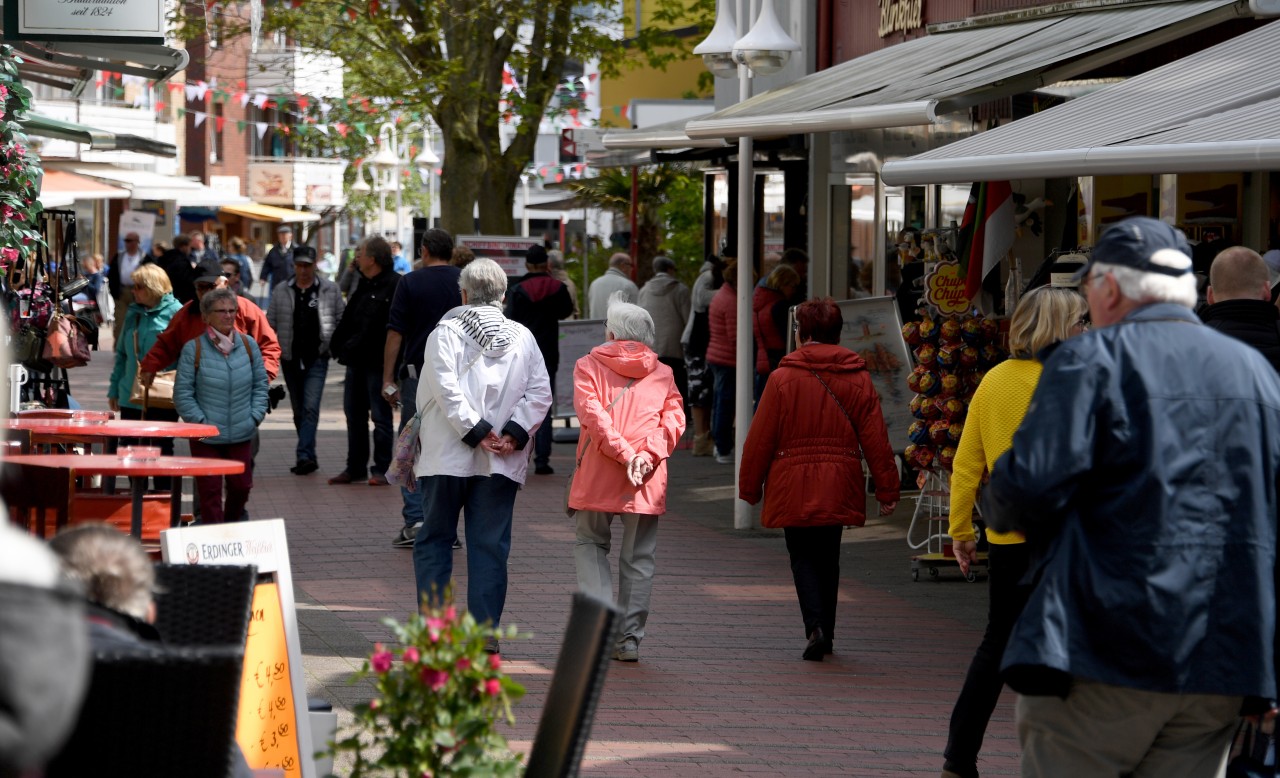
<box><xmin>7</xmin><ymin>0</ymin><xmax>164</xmax><ymax>43</ymax></box>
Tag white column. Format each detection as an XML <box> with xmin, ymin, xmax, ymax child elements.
<box><xmin>733</xmin><ymin>0</ymin><xmax>757</xmax><ymax>531</ymax></box>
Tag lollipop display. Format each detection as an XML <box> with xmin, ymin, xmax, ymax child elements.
<box><xmin>904</xmin><ymin>312</ymin><xmax>1007</xmax><ymax>473</ymax></box>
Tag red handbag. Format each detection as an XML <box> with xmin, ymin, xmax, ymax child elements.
<box><xmin>42</xmin><ymin>311</ymin><xmax>91</xmax><ymax>368</ymax></box>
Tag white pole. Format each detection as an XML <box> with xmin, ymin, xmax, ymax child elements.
<box><xmin>393</xmin><ymin>127</ymin><xmax>403</xmax><ymax>246</ymax></box>
<box><xmin>521</xmin><ymin>175</ymin><xmax>530</xmax><ymax>237</ymax></box>
<box><xmin>733</xmin><ymin>0</ymin><xmax>756</xmax><ymax>531</ymax></box>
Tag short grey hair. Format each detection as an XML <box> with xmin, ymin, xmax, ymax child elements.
<box><xmin>1092</xmin><ymin>259</ymin><xmax>1197</xmax><ymax>310</ymax></box>
<box><xmin>606</xmin><ymin>294</ymin><xmax>655</xmax><ymax>347</ymax></box>
<box><xmin>50</xmin><ymin>524</ymin><xmax>155</xmax><ymax>622</ymax></box>
<box><xmin>547</xmin><ymin>249</ymin><xmax>564</xmax><ymax>269</ymax></box>
<box><xmin>652</xmin><ymin>255</ymin><xmax>676</xmax><ymax>275</ymax></box>
<box><xmin>460</xmin><ymin>258</ymin><xmax>508</xmax><ymax>306</ymax></box>
<box><xmin>199</xmin><ymin>286</ymin><xmax>238</xmax><ymax>319</ymax></box>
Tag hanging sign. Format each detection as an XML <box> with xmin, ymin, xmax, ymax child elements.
<box><xmin>923</xmin><ymin>261</ymin><xmax>970</xmax><ymax>315</ymax></box>
<box><xmin>6</xmin><ymin>0</ymin><xmax>165</xmax><ymax>42</ymax></box>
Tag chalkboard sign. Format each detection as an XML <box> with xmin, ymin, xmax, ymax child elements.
<box><xmin>555</xmin><ymin>318</ymin><xmax>606</xmax><ymax>418</ymax></box>
<box><xmin>160</xmin><ymin>519</ymin><xmax>315</xmax><ymax>778</ymax></box>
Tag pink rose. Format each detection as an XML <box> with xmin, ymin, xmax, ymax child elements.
<box><xmin>1</xmin><ymin>247</ymin><xmax>18</xmax><ymax>264</ymax></box>
<box><xmin>402</xmin><ymin>647</ymin><xmax>419</xmax><ymax>664</ymax></box>
<box><xmin>488</xmin><ymin>653</ymin><xmax>501</xmax><ymax>670</ymax></box>
<box><xmin>370</xmin><ymin>648</ymin><xmax>393</xmax><ymax>674</ymax></box>
<box><xmin>2</xmin><ymin>206</ymin><xmax>14</xmax><ymax>219</ymax></box>
<box><xmin>485</xmin><ymin>679</ymin><xmax>501</xmax><ymax>697</ymax></box>
<box><xmin>455</xmin><ymin>657</ymin><xmax>471</xmax><ymax>672</ymax></box>
<box><xmin>369</xmin><ymin>698</ymin><xmax>381</xmax><ymax>710</ymax></box>
<box><xmin>420</xmin><ymin>667</ymin><xmax>447</xmax><ymax>691</ymax></box>
<box><xmin>444</xmin><ymin>606</ymin><xmax>457</xmax><ymax>623</ymax></box>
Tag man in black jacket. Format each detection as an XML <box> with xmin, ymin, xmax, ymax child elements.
<box><xmin>504</xmin><ymin>244</ymin><xmax>574</xmax><ymax>474</ymax></box>
<box><xmin>158</xmin><ymin>234</ymin><xmax>196</xmax><ymax>304</ymax></box>
<box><xmin>328</xmin><ymin>236</ymin><xmax>400</xmax><ymax>485</ymax></box>
<box><xmin>261</xmin><ymin>225</ymin><xmax>297</xmax><ymax>291</ymax></box>
<box><xmin>1201</xmin><ymin>246</ymin><xmax>1280</xmax><ymax>374</ymax></box>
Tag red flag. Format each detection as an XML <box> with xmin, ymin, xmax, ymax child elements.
<box><xmin>959</xmin><ymin>181</ymin><xmax>1015</xmax><ymax>300</ymax></box>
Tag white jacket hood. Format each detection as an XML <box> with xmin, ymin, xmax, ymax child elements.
<box><xmin>439</xmin><ymin>303</ymin><xmax>522</xmax><ymax>356</ymax></box>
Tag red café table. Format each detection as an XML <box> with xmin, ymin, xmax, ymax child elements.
<box><xmin>1</xmin><ymin>418</ymin><xmax>220</xmax><ymax>452</ymax></box>
<box><xmin>2</xmin><ymin>454</ymin><xmax>244</xmax><ymax>538</ymax></box>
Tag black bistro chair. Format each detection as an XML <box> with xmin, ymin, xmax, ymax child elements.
<box><xmin>525</xmin><ymin>592</ymin><xmax>621</xmax><ymax>778</ymax></box>
<box><xmin>152</xmin><ymin>563</ymin><xmax>257</xmax><ymax>647</ymax></box>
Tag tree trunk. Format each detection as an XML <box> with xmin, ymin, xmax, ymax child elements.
<box><xmin>477</xmin><ymin>172</ymin><xmax>518</xmax><ymax>235</ymax></box>
<box><xmin>437</xmin><ymin>108</ymin><xmax>486</xmax><ymax>236</ymax></box>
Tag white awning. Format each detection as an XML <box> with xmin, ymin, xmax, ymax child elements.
<box><xmin>684</xmin><ymin>0</ymin><xmax>1243</xmax><ymax>140</ymax></box>
<box><xmin>44</xmin><ymin>162</ymin><xmax>251</xmax><ymax>206</ymax></box>
<box><xmin>881</xmin><ymin>19</ymin><xmax>1280</xmax><ymax>184</ymax></box>
<box><xmin>602</xmin><ymin>115</ymin><xmax>725</xmax><ymax>151</ymax></box>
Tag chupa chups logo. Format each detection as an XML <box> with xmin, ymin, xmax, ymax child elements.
<box><xmin>924</xmin><ymin>261</ymin><xmax>969</xmax><ymax>315</ymax></box>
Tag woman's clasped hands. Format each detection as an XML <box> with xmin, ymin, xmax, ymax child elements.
<box><xmin>626</xmin><ymin>455</ymin><xmax>653</xmax><ymax>487</ymax></box>
<box><xmin>481</xmin><ymin>431</ymin><xmax>517</xmax><ymax>456</ymax></box>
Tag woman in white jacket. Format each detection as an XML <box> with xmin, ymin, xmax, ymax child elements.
<box><xmin>412</xmin><ymin>259</ymin><xmax>552</xmax><ymax>649</ymax></box>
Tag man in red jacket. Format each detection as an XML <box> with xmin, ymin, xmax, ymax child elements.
<box><xmin>139</xmin><ymin>260</ymin><xmax>282</xmax><ymax>383</ymax></box>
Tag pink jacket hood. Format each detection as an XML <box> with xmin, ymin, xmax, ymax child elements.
<box><xmin>588</xmin><ymin>339</ymin><xmax>660</xmax><ymax>379</ymax></box>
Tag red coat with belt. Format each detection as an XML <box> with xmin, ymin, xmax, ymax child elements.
<box><xmin>740</xmin><ymin>343</ymin><xmax>900</xmax><ymax>528</ymax></box>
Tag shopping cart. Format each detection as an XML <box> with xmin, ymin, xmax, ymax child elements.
<box><xmin>906</xmin><ymin>469</ymin><xmax>987</xmax><ymax>582</ymax></box>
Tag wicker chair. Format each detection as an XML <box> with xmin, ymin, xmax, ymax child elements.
<box><xmin>524</xmin><ymin>592</ymin><xmax>620</xmax><ymax>778</ymax></box>
<box><xmin>45</xmin><ymin>644</ymin><xmax>246</xmax><ymax>778</ymax></box>
<box><xmin>152</xmin><ymin>563</ymin><xmax>257</xmax><ymax>647</ymax></box>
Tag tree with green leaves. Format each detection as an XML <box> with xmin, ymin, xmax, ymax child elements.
<box><xmin>181</xmin><ymin>0</ymin><xmax>714</xmax><ymax>237</ymax></box>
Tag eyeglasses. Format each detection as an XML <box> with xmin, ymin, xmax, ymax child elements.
<box><xmin>211</xmin><ymin>308</ymin><xmax>237</xmax><ymax>316</ymax></box>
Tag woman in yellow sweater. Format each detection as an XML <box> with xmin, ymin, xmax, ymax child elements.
<box><xmin>941</xmin><ymin>286</ymin><xmax>1089</xmax><ymax>778</ymax></box>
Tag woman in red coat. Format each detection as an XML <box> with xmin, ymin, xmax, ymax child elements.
<box><xmin>740</xmin><ymin>298</ymin><xmax>900</xmax><ymax>661</ymax></box>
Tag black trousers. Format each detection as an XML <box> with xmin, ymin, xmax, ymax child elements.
<box><xmin>943</xmin><ymin>542</ymin><xmax>1032</xmax><ymax>773</ymax></box>
<box><xmin>783</xmin><ymin>525</ymin><xmax>843</xmax><ymax>641</ymax></box>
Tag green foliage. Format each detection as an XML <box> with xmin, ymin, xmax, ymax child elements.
<box><xmin>657</xmin><ymin>171</ymin><xmax>706</xmax><ymax>285</ymax></box>
<box><xmin>178</xmin><ymin>0</ymin><xmax>715</xmax><ymax>235</ymax></box>
<box><xmin>329</xmin><ymin>594</ymin><xmax>527</xmax><ymax>777</ymax></box>
<box><xmin>0</xmin><ymin>45</ymin><xmax>45</xmax><ymax>267</ymax></box>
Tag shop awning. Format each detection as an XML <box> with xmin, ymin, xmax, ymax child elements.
<box><xmin>881</xmin><ymin>19</ymin><xmax>1280</xmax><ymax>184</ymax></box>
<box><xmin>218</xmin><ymin>203</ymin><xmax>321</xmax><ymax>224</ymax></box>
<box><xmin>22</xmin><ymin>113</ymin><xmax>177</xmax><ymax>158</ymax></box>
<box><xmin>684</xmin><ymin>0</ymin><xmax>1244</xmax><ymax>140</ymax></box>
<box><xmin>602</xmin><ymin>115</ymin><xmax>725</xmax><ymax>151</ymax></box>
<box><xmin>38</xmin><ymin>170</ymin><xmax>130</xmax><ymax>208</ymax></box>
<box><xmin>44</xmin><ymin>162</ymin><xmax>251</xmax><ymax>206</ymax></box>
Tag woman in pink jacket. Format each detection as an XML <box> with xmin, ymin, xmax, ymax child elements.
<box><xmin>568</xmin><ymin>298</ymin><xmax>686</xmax><ymax>663</ymax></box>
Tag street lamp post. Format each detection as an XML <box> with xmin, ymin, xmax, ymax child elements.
<box><xmin>695</xmin><ymin>0</ymin><xmax>799</xmax><ymax>531</ymax></box>
<box><xmin>368</xmin><ymin>120</ymin><xmax>440</xmax><ymax>246</ymax></box>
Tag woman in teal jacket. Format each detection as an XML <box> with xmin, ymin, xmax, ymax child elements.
<box><xmin>107</xmin><ymin>264</ymin><xmax>184</xmax><ymax>488</ymax></box>
<box><xmin>175</xmin><ymin>287</ymin><xmax>268</xmax><ymax>523</ymax></box>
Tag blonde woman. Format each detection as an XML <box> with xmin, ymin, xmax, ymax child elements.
<box><xmin>940</xmin><ymin>285</ymin><xmax>1089</xmax><ymax>778</ymax></box>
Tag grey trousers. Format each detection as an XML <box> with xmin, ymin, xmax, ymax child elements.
<box><xmin>1016</xmin><ymin>678</ymin><xmax>1240</xmax><ymax>778</ymax></box>
<box><xmin>574</xmin><ymin>511</ymin><xmax>659</xmax><ymax>647</ymax></box>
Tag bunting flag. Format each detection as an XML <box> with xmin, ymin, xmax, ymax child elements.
<box><xmin>958</xmin><ymin>181</ymin><xmax>1015</xmax><ymax>301</ymax></box>
<box><xmin>254</xmin><ymin>122</ymin><xmax>268</xmax><ymax>139</ymax></box>
<box><xmin>192</xmin><ymin>111</ymin><xmax>206</xmax><ymax>128</ymax></box>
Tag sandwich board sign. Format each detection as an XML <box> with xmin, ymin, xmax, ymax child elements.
<box><xmin>160</xmin><ymin>519</ymin><xmax>315</xmax><ymax>778</ymax></box>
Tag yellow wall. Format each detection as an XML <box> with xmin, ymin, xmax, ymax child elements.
<box><xmin>597</xmin><ymin>1</ymin><xmax>709</xmax><ymax>128</ymax></box>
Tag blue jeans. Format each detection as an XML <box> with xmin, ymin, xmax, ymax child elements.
<box><xmin>398</xmin><ymin>373</ymin><xmax>423</xmax><ymax>528</ymax></box>
<box><xmin>342</xmin><ymin>365</ymin><xmax>394</xmax><ymax>477</ymax></box>
<box><xmin>709</xmin><ymin>363</ymin><xmax>736</xmax><ymax>456</ymax></box>
<box><xmin>412</xmin><ymin>474</ymin><xmax>519</xmax><ymax>627</ymax></box>
<box><xmin>282</xmin><ymin>356</ymin><xmax>329</xmax><ymax>464</ymax></box>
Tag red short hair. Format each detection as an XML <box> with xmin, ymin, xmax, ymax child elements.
<box><xmin>796</xmin><ymin>297</ymin><xmax>842</xmax><ymax>344</ymax></box>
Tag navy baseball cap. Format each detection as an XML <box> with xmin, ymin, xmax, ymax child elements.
<box><xmin>292</xmin><ymin>245</ymin><xmax>317</xmax><ymax>264</ymax></box>
<box><xmin>1072</xmin><ymin>217</ymin><xmax>1193</xmax><ymax>283</ymax></box>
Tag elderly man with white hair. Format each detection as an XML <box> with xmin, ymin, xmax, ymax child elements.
<box><xmin>587</xmin><ymin>252</ymin><xmax>638</xmax><ymax>318</ymax></box>
<box><xmin>412</xmin><ymin>258</ymin><xmax>552</xmax><ymax>652</ymax></box>
<box><xmin>567</xmin><ymin>295</ymin><xmax>685</xmax><ymax>662</ymax></box>
<box><xmin>982</xmin><ymin>217</ymin><xmax>1280</xmax><ymax>778</ymax></box>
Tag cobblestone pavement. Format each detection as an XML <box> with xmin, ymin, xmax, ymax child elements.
<box><xmin>70</xmin><ymin>328</ymin><xmax>1018</xmax><ymax>776</ymax></box>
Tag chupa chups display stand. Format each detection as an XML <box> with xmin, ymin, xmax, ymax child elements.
<box><xmin>901</xmin><ymin>255</ymin><xmax>1009</xmax><ymax>582</ymax></box>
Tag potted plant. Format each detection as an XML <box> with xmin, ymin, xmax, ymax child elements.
<box><xmin>328</xmin><ymin>596</ymin><xmax>526</xmax><ymax>777</ymax></box>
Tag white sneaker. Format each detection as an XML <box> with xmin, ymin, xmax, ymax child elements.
<box><xmin>715</xmin><ymin>452</ymin><xmax>734</xmax><ymax>464</ymax></box>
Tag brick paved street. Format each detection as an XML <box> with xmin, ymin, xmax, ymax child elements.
<box><xmin>70</xmin><ymin>329</ymin><xmax>1019</xmax><ymax>776</ymax></box>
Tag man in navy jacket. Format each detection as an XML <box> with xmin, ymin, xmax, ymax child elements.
<box><xmin>985</xmin><ymin>217</ymin><xmax>1280</xmax><ymax>777</ymax></box>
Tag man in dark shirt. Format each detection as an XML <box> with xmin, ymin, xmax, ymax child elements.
<box><xmin>505</xmin><ymin>244</ymin><xmax>575</xmax><ymax>474</ymax></box>
<box><xmin>158</xmin><ymin>234</ymin><xmax>197</xmax><ymax>304</ymax></box>
<box><xmin>383</xmin><ymin>229</ymin><xmax>463</xmax><ymax>547</ymax></box>
<box><xmin>261</xmin><ymin>225</ymin><xmax>297</xmax><ymax>291</ymax></box>
<box><xmin>1200</xmin><ymin>246</ymin><xmax>1280</xmax><ymax>373</ymax></box>
<box><xmin>328</xmin><ymin>236</ymin><xmax>400</xmax><ymax>485</ymax></box>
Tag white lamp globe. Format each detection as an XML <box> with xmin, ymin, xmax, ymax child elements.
<box><xmin>732</xmin><ymin>0</ymin><xmax>800</xmax><ymax>76</ymax></box>
<box><xmin>693</xmin><ymin>0</ymin><xmax>739</xmax><ymax>78</ymax></box>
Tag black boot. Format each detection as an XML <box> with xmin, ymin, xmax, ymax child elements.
<box><xmin>802</xmin><ymin>627</ymin><xmax>825</xmax><ymax>661</ymax></box>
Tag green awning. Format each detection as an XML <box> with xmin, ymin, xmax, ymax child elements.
<box><xmin>20</xmin><ymin>113</ymin><xmax>176</xmax><ymax>158</ymax></box>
